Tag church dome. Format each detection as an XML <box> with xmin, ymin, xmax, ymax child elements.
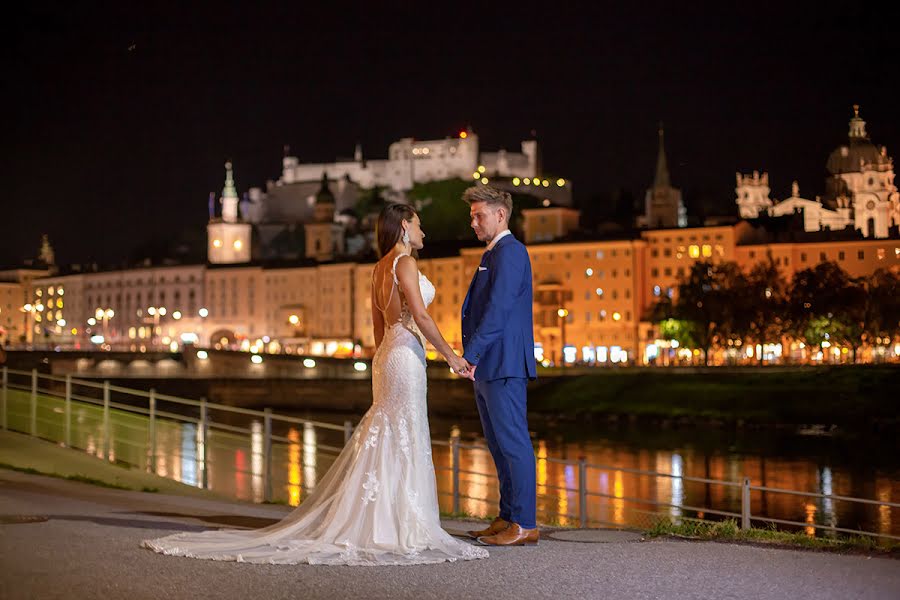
<box><xmin>826</xmin><ymin>106</ymin><xmax>891</xmax><ymax>175</ymax></box>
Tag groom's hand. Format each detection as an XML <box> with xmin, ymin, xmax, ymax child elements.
<box><xmin>464</xmin><ymin>360</ymin><xmax>476</xmax><ymax>381</ymax></box>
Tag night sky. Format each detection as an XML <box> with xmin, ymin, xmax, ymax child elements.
<box><xmin>6</xmin><ymin>3</ymin><xmax>896</xmax><ymax>266</ymax></box>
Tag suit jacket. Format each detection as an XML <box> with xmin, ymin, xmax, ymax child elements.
<box><xmin>461</xmin><ymin>234</ymin><xmax>538</xmax><ymax>382</ymax></box>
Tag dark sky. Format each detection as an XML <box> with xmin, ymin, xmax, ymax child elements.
<box><xmin>5</xmin><ymin>3</ymin><xmax>896</xmax><ymax>266</ymax></box>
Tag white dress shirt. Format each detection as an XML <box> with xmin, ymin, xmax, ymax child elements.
<box><xmin>486</xmin><ymin>229</ymin><xmax>512</xmax><ymax>251</ymax></box>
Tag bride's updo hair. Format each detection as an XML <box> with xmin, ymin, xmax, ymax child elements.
<box><xmin>376</xmin><ymin>203</ymin><xmax>417</xmax><ymax>258</ymax></box>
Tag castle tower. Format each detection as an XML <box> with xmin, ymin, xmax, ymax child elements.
<box><xmin>207</xmin><ymin>161</ymin><xmax>252</xmax><ymax>264</ymax></box>
<box><xmin>644</xmin><ymin>125</ymin><xmax>685</xmax><ymax>228</ymax></box>
<box><xmin>735</xmin><ymin>170</ymin><xmax>774</xmax><ymax>219</ymax></box>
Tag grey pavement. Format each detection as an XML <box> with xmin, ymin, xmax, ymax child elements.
<box><xmin>1</xmin><ymin>469</ymin><xmax>899</xmax><ymax>600</ymax></box>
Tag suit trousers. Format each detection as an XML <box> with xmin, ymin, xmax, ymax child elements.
<box><xmin>473</xmin><ymin>377</ymin><xmax>536</xmax><ymax>529</ymax></box>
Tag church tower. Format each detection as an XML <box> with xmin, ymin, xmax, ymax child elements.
<box><xmin>644</xmin><ymin>125</ymin><xmax>686</xmax><ymax>228</ymax></box>
<box><xmin>826</xmin><ymin>105</ymin><xmax>898</xmax><ymax>238</ymax></box>
<box><xmin>304</xmin><ymin>172</ymin><xmax>345</xmax><ymax>261</ymax></box>
<box><xmin>735</xmin><ymin>170</ymin><xmax>774</xmax><ymax>218</ymax></box>
<box><xmin>207</xmin><ymin>161</ymin><xmax>252</xmax><ymax>264</ymax></box>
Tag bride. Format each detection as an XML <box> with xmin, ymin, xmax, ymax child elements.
<box><xmin>142</xmin><ymin>203</ymin><xmax>488</xmax><ymax>566</ymax></box>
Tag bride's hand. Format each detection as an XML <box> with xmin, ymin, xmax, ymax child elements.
<box><xmin>448</xmin><ymin>354</ymin><xmax>469</xmax><ymax>376</ymax></box>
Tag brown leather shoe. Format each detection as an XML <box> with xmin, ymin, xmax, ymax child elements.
<box><xmin>467</xmin><ymin>517</ymin><xmax>510</xmax><ymax>539</ymax></box>
<box><xmin>477</xmin><ymin>523</ymin><xmax>539</xmax><ymax>546</ymax></box>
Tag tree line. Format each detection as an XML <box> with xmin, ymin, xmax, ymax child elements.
<box><xmin>651</xmin><ymin>260</ymin><xmax>900</xmax><ymax>365</ymax></box>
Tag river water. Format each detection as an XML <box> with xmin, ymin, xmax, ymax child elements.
<box><xmin>6</xmin><ymin>384</ymin><xmax>898</xmax><ymax>539</ymax></box>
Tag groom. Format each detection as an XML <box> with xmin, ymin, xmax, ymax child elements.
<box><xmin>460</xmin><ymin>185</ymin><xmax>538</xmax><ymax>546</ymax></box>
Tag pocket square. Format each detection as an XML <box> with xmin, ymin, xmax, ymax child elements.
<box><xmin>478</xmin><ymin>266</ymin><xmax>488</xmax><ymax>271</ymax></box>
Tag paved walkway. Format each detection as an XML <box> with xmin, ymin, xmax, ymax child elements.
<box><xmin>1</xmin><ymin>431</ymin><xmax>898</xmax><ymax>599</ymax></box>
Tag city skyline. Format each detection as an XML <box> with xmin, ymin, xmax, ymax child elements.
<box><xmin>6</xmin><ymin>3</ymin><xmax>897</xmax><ymax>265</ymax></box>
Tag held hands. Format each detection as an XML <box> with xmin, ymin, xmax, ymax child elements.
<box><xmin>448</xmin><ymin>354</ymin><xmax>476</xmax><ymax>381</ymax></box>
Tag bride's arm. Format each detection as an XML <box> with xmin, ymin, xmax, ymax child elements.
<box><xmin>395</xmin><ymin>255</ymin><xmax>462</xmax><ymax>366</ymax></box>
<box><xmin>371</xmin><ymin>273</ymin><xmax>385</xmax><ymax>350</ymax></box>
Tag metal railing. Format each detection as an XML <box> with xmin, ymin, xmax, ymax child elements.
<box><xmin>1</xmin><ymin>366</ymin><xmax>898</xmax><ymax>541</ymax></box>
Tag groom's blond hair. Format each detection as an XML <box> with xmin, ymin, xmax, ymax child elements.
<box><xmin>462</xmin><ymin>185</ymin><xmax>513</xmax><ymax>215</ymax></box>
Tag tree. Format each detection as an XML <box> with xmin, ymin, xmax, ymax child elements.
<box><xmin>788</xmin><ymin>262</ymin><xmax>858</xmax><ymax>363</ymax></box>
<box><xmin>858</xmin><ymin>268</ymin><xmax>900</xmax><ymax>361</ymax></box>
<box><xmin>741</xmin><ymin>258</ymin><xmax>789</xmax><ymax>364</ymax></box>
<box><xmin>670</xmin><ymin>261</ymin><xmax>743</xmax><ymax>365</ymax></box>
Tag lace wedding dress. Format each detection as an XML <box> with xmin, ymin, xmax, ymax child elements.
<box><xmin>142</xmin><ymin>253</ymin><xmax>488</xmax><ymax>565</ymax></box>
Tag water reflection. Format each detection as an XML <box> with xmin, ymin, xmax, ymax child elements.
<box><xmin>250</xmin><ymin>421</ymin><xmax>263</xmax><ymax>503</ymax></box>
<box><xmin>89</xmin><ymin>402</ymin><xmax>898</xmax><ymax>539</ymax></box>
<box><xmin>288</xmin><ymin>428</ymin><xmax>301</xmax><ymax>506</ymax></box>
<box><xmin>303</xmin><ymin>422</ymin><xmax>317</xmax><ymax>491</ymax></box>
<box><xmin>181</xmin><ymin>423</ymin><xmax>197</xmax><ymax>486</ymax></box>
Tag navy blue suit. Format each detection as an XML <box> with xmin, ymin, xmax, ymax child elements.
<box><xmin>462</xmin><ymin>233</ymin><xmax>537</xmax><ymax>528</ymax></box>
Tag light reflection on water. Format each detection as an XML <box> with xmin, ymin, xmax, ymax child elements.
<box><xmin>45</xmin><ymin>395</ymin><xmax>897</xmax><ymax>538</ymax></box>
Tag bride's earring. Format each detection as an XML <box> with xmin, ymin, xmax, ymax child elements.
<box><xmin>402</xmin><ymin>230</ymin><xmax>410</xmax><ymax>246</ymax></box>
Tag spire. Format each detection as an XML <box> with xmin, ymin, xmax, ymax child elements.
<box><xmin>39</xmin><ymin>234</ymin><xmax>55</xmax><ymax>266</ymax></box>
<box><xmin>849</xmin><ymin>104</ymin><xmax>867</xmax><ymax>139</ymax></box>
<box><xmin>654</xmin><ymin>122</ymin><xmax>670</xmax><ymax>188</ymax></box>
<box><xmin>316</xmin><ymin>171</ymin><xmax>335</xmax><ymax>205</ymax></box>
<box><xmin>223</xmin><ymin>161</ymin><xmax>238</xmax><ymax>199</ymax></box>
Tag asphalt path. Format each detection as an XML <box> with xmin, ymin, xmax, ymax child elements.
<box><xmin>1</xmin><ymin>468</ymin><xmax>898</xmax><ymax>600</ymax></box>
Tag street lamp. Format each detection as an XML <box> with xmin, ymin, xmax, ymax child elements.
<box><xmin>557</xmin><ymin>307</ymin><xmax>569</xmax><ymax>366</ymax></box>
<box><xmin>95</xmin><ymin>308</ymin><xmax>115</xmax><ymax>347</ymax></box>
<box><xmin>146</xmin><ymin>307</ymin><xmax>165</xmax><ymax>348</ymax></box>
<box><xmin>21</xmin><ymin>304</ymin><xmax>37</xmax><ymax>347</ymax></box>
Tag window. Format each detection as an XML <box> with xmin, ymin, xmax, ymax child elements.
<box><xmin>651</xmin><ymin>268</ymin><xmax>659</xmax><ymax>277</ymax></box>
<box><xmin>801</xmin><ymin>252</ymin><xmax>807</xmax><ymax>262</ymax></box>
<box><xmin>664</xmin><ymin>267</ymin><xmax>672</xmax><ymax>276</ymax></box>
<box><xmin>858</xmin><ymin>250</ymin><xmax>864</xmax><ymax>260</ymax></box>
<box><xmin>651</xmin><ymin>249</ymin><xmax>659</xmax><ymax>258</ymax></box>
<box><xmin>749</xmin><ymin>251</ymin><xmax>756</xmax><ymax>259</ymax></box>
<box><xmin>612</xmin><ymin>290</ymin><xmax>618</xmax><ymax>300</ymax></box>
<box><xmin>689</xmin><ymin>245</ymin><xmax>700</xmax><ymax>258</ymax></box>
<box><xmin>820</xmin><ymin>252</ymin><xmax>826</xmax><ymax>262</ymax></box>
<box><xmin>596</xmin><ymin>250</ymin><xmax>604</xmax><ymax>259</ymax></box>
<box><xmin>838</xmin><ymin>251</ymin><xmax>845</xmax><ymax>261</ymax></box>
<box><xmin>877</xmin><ymin>248</ymin><xmax>885</xmax><ymax>260</ymax></box>
<box><xmin>664</xmin><ymin>248</ymin><xmax>672</xmax><ymax>257</ymax></box>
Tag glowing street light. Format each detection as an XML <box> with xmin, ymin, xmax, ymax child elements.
<box><xmin>557</xmin><ymin>307</ymin><xmax>569</xmax><ymax>366</ymax></box>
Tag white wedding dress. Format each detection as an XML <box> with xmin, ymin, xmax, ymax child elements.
<box><xmin>142</xmin><ymin>253</ymin><xmax>488</xmax><ymax>565</ymax></box>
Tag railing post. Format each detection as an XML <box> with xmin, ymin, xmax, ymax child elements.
<box><xmin>199</xmin><ymin>397</ymin><xmax>209</xmax><ymax>490</ymax></box>
<box><xmin>1</xmin><ymin>366</ymin><xmax>7</xmax><ymax>431</ymax></box>
<box><xmin>64</xmin><ymin>374</ymin><xmax>72</xmax><ymax>447</ymax></box>
<box><xmin>30</xmin><ymin>369</ymin><xmax>38</xmax><ymax>436</ymax></box>
<box><xmin>263</xmin><ymin>408</ymin><xmax>273</xmax><ymax>503</ymax></box>
<box><xmin>102</xmin><ymin>380</ymin><xmax>111</xmax><ymax>460</ymax></box>
<box><xmin>148</xmin><ymin>389</ymin><xmax>157</xmax><ymax>474</ymax></box>
<box><xmin>578</xmin><ymin>457</ymin><xmax>588</xmax><ymax>528</ymax></box>
<box><xmin>741</xmin><ymin>477</ymin><xmax>751</xmax><ymax>530</ymax></box>
<box><xmin>451</xmin><ymin>436</ymin><xmax>460</xmax><ymax>515</ymax></box>
<box><xmin>343</xmin><ymin>420</ymin><xmax>353</xmax><ymax>444</ymax></box>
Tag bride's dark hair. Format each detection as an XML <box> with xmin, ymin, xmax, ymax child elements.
<box><xmin>375</xmin><ymin>203</ymin><xmax>418</xmax><ymax>258</ymax></box>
